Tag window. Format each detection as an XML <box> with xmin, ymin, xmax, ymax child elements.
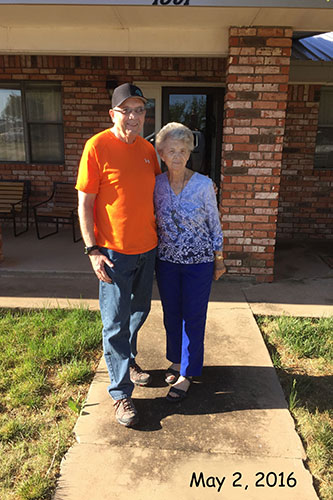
<box><xmin>143</xmin><ymin>98</ymin><xmax>156</xmax><ymax>140</ymax></box>
<box><xmin>0</xmin><ymin>82</ymin><xmax>64</xmax><ymax>163</ymax></box>
<box><xmin>135</xmin><ymin>84</ymin><xmax>161</xmax><ymax>140</ymax></box>
<box><xmin>314</xmin><ymin>87</ymin><xmax>333</xmax><ymax>169</ymax></box>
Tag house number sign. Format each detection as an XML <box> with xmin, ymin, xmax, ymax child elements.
<box><xmin>152</xmin><ymin>0</ymin><xmax>190</xmax><ymax>4</ymax></box>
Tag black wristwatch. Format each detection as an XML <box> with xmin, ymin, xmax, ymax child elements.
<box><xmin>84</xmin><ymin>245</ymin><xmax>99</xmax><ymax>255</ymax></box>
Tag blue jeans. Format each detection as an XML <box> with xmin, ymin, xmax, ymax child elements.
<box><xmin>99</xmin><ymin>246</ymin><xmax>157</xmax><ymax>401</ymax></box>
<box><xmin>155</xmin><ymin>259</ymin><xmax>214</xmax><ymax>377</ymax></box>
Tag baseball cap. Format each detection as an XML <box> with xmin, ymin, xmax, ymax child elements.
<box><xmin>112</xmin><ymin>83</ymin><xmax>147</xmax><ymax>108</ymax></box>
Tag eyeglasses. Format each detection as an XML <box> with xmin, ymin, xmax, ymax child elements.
<box><xmin>164</xmin><ymin>149</ymin><xmax>190</xmax><ymax>158</ymax></box>
<box><xmin>113</xmin><ymin>106</ymin><xmax>146</xmax><ymax>116</ymax></box>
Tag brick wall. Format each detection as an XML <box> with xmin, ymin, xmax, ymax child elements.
<box><xmin>2</xmin><ymin>52</ymin><xmax>332</xmax><ymax>280</ymax></box>
<box><xmin>278</xmin><ymin>84</ymin><xmax>333</xmax><ymax>240</ymax></box>
<box><xmin>221</xmin><ymin>27</ymin><xmax>292</xmax><ymax>282</ymax></box>
<box><xmin>0</xmin><ymin>55</ymin><xmax>226</xmax><ymax>205</ymax></box>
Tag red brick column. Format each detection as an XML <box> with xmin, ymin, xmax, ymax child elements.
<box><xmin>221</xmin><ymin>27</ymin><xmax>292</xmax><ymax>282</ymax></box>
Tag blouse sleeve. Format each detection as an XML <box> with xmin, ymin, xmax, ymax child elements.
<box><xmin>204</xmin><ymin>179</ymin><xmax>223</xmax><ymax>251</ymax></box>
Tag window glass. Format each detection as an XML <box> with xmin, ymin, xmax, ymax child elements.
<box><xmin>169</xmin><ymin>94</ymin><xmax>207</xmax><ymax>131</ymax></box>
<box><xmin>0</xmin><ymin>82</ymin><xmax>63</xmax><ymax>163</ymax></box>
<box><xmin>29</xmin><ymin>124</ymin><xmax>63</xmax><ymax>163</ymax></box>
<box><xmin>143</xmin><ymin>98</ymin><xmax>156</xmax><ymax>140</ymax></box>
<box><xmin>25</xmin><ymin>84</ymin><xmax>62</xmax><ymax>122</ymax></box>
<box><xmin>0</xmin><ymin>89</ymin><xmax>25</xmax><ymax>161</ymax></box>
<box><xmin>315</xmin><ymin>87</ymin><xmax>333</xmax><ymax>169</ymax></box>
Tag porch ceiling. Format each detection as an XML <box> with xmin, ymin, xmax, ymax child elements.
<box><xmin>0</xmin><ymin>5</ymin><xmax>333</xmax><ymax>56</ymax></box>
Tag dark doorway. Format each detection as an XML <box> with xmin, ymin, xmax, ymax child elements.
<box><xmin>162</xmin><ymin>87</ymin><xmax>224</xmax><ymax>193</ymax></box>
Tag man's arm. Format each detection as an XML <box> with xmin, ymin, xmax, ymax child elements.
<box><xmin>78</xmin><ymin>191</ymin><xmax>113</xmax><ymax>283</ymax></box>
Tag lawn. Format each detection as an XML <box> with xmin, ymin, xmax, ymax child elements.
<box><xmin>0</xmin><ymin>307</ymin><xmax>102</xmax><ymax>500</ymax></box>
<box><xmin>0</xmin><ymin>307</ymin><xmax>331</xmax><ymax>500</ymax></box>
<box><xmin>257</xmin><ymin>315</ymin><xmax>333</xmax><ymax>500</ymax></box>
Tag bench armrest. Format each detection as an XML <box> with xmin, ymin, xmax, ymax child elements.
<box><xmin>10</xmin><ymin>193</ymin><xmax>29</xmax><ymax>208</ymax></box>
<box><xmin>32</xmin><ymin>195</ymin><xmax>54</xmax><ymax>210</ymax></box>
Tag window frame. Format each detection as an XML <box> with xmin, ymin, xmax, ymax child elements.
<box><xmin>0</xmin><ymin>81</ymin><xmax>64</xmax><ymax>165</ymax></box>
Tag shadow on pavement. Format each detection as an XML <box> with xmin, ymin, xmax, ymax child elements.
<box><xmin>88</xmin><ymin>366</ymin><xmax>288</xmax><ymax>436</ymax></box>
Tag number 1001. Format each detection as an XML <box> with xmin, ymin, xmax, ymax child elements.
<box><xmin>152</xmin><ymin>0</ymin><xmax>190</xmax><ymax>5</ymax></box>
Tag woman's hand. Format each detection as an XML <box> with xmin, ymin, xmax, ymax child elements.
<box><xmin>213</xmin><ymin>255</ymin><xmax>226</xmax><ymax>281</ymax></box>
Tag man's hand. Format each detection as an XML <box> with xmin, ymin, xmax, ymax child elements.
<box><xmin>78</xmin><ymin>191</ymin><xmax>114</xmax><ymax>283</ymax></box>
<box><xmin>89</xmin><ymin>250</ymin><xmax>114</xmax><ymax>283</ymax></box>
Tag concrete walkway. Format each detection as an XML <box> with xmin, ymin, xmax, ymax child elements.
<box><xmin>52</xmin><ymin>283</ymin><xmax>320</xmax><ymax>500</ymax></box>
<box><xmin>0</xmin><ymin>228</ymin><xmax>332</xmax><ymax>499</ymax></box>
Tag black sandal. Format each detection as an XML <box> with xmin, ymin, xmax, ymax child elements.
<box><xmin>165</xmin><ymin>367</ymin><xmax>180</xmax><ymax>385</ymax></box>
<box><xmin>166</xmin><ymin>377</ymin><xmax>191</xmax><ymax>402</ymax></box>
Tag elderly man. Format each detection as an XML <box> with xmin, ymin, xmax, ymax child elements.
<box><xmin>76</xmin><ymin>83</ymin><xmax>160</xmax><ymax>427</ymax></box>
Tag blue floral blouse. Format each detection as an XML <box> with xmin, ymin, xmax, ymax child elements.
<box><xmin>154</xmin><ymin>171</ymin><xmax>223</xmax><ymax>264</ymax></box>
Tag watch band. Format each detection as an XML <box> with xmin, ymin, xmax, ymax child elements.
<box><xmin>84</xmin><ymin>245</ymin><xmax>99</xmax><ymax>255</ymax></box>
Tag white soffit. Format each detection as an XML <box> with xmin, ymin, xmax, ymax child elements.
<box><xmin>0</xmin><ymin>5</ymin><xmax>333</xmax><ymax>56</ymax></box>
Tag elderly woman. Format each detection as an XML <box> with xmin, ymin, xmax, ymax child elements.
<box><xmin>154</xmin><ymin>122</ymin><xmax>225</xmax><ymax>402</ymax></box>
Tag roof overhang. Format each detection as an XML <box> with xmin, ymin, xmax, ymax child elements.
<box><xmin>0</xmin><ymin>2</ymin><xmax>333</xmax><ymax>56</ymax></box>
<box><xmin>0</xmin><ymin>1</ymin><xmax>331</xmax><ymax>6</ymax></box>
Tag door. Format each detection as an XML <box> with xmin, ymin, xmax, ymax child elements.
<box><xmin>162</xmin><ymin>87</ymin><xmax>224</xmax><ymax>190</ymax></box>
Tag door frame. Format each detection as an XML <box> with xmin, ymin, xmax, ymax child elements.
<box><xmin>136</xmin><ymin>81</ymin><xmax>225</xmax><ymax>192</ymax></box>
<box><xmin>136</xmin><ymin>81</ymin><xmax>225</xmax><ymax>133</ymax></box>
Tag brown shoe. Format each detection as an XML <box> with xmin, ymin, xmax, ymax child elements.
<box><xmin>129</xmin><ymin>362</ymin><xmax>151</xmax><ymax>386</ymax></box>
<box><xmin>113</xmin><ymin>397</ymin><xmax>139</xmax><ymax>427</ymax></box>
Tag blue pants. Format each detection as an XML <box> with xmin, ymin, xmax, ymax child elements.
<box><xmin>99</xmin><ymin>247</ymin><xmax>157</xmax><ymax>401</ymax></box>
<box><xmin>155</xmin><ymin>259</ymin><xmax>214</xmax><ymax>377</ymax></box>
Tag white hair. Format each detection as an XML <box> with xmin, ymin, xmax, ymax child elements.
<box><xmin>155</xmin><ymin>122</ymin><xmax>194</xmax><ymax>154</ymax></box>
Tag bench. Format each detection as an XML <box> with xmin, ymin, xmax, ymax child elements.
<box><xmin>33</xmin><ymin>182</ymin><xmax>81</xmax><ymax>242</ymax></box>
<box><xmin>0</xmin><ymin>179</ymin><xmax>31</xmax><ymax>236</ymax></box>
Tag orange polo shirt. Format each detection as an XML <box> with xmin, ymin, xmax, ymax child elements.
<box><xmin>76</xmin><ymin>129</ymin><xmax>161</xmax><ymax>254</ymax></box>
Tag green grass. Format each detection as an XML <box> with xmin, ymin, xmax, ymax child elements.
<box><xmin>0</xmin><ymin>307</ymin><xmax>102</xmax><ymax>500</ymax></box>
<box><xmin>267</xmin><ymin>316</ymin><xmax>332</xmax><ymax>360</ymax></box>
<box><xmin>257</xmin><ymin>315</ymin><xmax>333</xmax><ymax>500</ymax></box>
<box><xmin>2</xmin><ymin>307</ymin><xmax>332</xmax><ymax>499</ymax></box>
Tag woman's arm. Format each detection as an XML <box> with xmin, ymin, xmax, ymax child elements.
<box><xmin>204</xmin><ymin>181</ymin><xmax>226</xmax><ymax>280</ymax></box>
